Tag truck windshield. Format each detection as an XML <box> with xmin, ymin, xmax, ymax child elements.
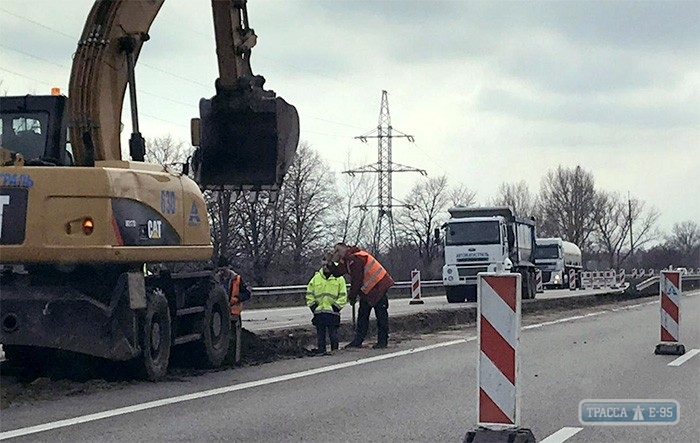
<box><xmin>535</xmin><ymin>244</ymin><xmax>560</xmax><ymax>259</ymax></box>
<box><xmin>445</xmin><ymin>221</ymin><xmax>500</xmax><ymax>246</ymax></box>
<box><xmin>0</xmin><ymin>112</ymin><xmax>49</xmax><ymax>161</ymax></box>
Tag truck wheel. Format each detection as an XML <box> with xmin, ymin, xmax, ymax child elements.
<box><xmin>446</xmin><ymin>287</ymin><xmax>466</xmax><ymax>303</ymax></box>
<box><xmin>138</xmin><ymin>289</ymin><xmax>171</xmax><ymax>381</ymax></box>
<box><xmin>194</xmin><ymin>286</ymin><xmax>231</xmax><ymax>368</ymax></box>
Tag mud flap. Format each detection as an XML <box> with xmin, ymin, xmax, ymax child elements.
<box><xmin>194</xmin><ymin>90</ymin><xmax>299</xmax><ymax>190</ymax></box>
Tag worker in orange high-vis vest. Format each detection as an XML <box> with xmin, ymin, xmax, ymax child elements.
<box><xmin>216</xmin><ymin>256</ymin><xmax>252</xmax><ymax>365</ymax></box>
<box><xmin>327</xmin><ymin>243</ymin><xmax>395</xmax><ymax>349</ymax></box>
<box><xmin>215</xmin><ymin>256</ymin><xmax>252</xmax><ymax>317</ymax></box>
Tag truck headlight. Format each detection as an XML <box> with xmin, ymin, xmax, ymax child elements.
<box><xmin>554</xmin><ymin>274</ymin><xmax>561</xmax><ymax>282</ymax></box>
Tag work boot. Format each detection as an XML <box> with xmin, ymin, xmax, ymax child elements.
<box><xmin>372</xmin><ymin>343</ymin><xmax>387</xmax><ymax>349</ymax></box>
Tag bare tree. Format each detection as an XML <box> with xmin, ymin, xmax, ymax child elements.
<box><xmin>232</xmin><ymin>191</ymin><xmax>289</xmax><ymax>285</ymax></box>
<box><xmin>335</xmin><ymin>157</ymin><xmax>376</xmax><ymax>247</ymax></box>
<box><xmin>668</xmin><ymin>220</ymin><xmax>700</xmax><ymax>258</ymax></box>
<box><xmin>491</xmin><ymin>180</ymin><xmax>538</xmax><ymax>218</ymax></box>
<box><xmin>206</xmin><ymin>190</ymin><xmax>235</xmax><ymax>262</ymax></box>
<box><xmin>145</xmin><ymin>134</ymin><xmax>188</xmax><ymax>166</ymax></box>
<box><xmin>592</xmin><ymin>192</ymin><xmax>660</xmax><ymax>268</ymax></box>
<box><xmin>538</xmin><ymin>165</ymin><xmax>598</xmax><ymax>246</ymax></box>
<box><xmin>282</xmin><ymin>143</ymin><xmax>337</xmax><ymax>267</ymax></box>
<box><xmin>448</xmin><ymin>183</ymin><xmax>478</xmax><ymax>208</ymax></box>
<box><xmin>397</xmin><ymin>176</ymin><xmax>476</xmax><ymax>275</ymax></box>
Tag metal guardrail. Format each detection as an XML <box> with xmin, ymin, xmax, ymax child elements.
<box><xmin>252</xmin><ymin>280</ymin><xmax>443</xmax><ymax>297</ymax></box>
<box><xmin>635</xmin><ymin>274</ymin><xmax>700</xmax><ymax>292</ymax></box>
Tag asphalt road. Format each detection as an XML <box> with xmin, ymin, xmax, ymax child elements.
<box><xmin>243</xmin><ymin>287</ymin><xmax>623</xmax><ymax>332</ymax></box>
<box><xmin>3</xmin><ymin>290</ymin><xmax>696</xmax><ymax>442</ymax></box>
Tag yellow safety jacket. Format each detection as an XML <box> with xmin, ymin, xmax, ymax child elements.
<box><xmin>306</xmin><ymin>269</ymin><xmax>347</xmax><ymax>315</ymax></box>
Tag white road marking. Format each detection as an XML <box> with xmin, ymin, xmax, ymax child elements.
<box><xmin>668</xmin><ymin>349</ymin><xmax>700</xmax><ymax>367</ymax></box>
<box><xmin>0</xmin><ymin>298</ymin><xmax>689</xmax><ymax>440</ymax></box>
<box><xmin>540</xmin><ymin>427</ymin><xmax>583</xmax><ymax>443</ymax></box>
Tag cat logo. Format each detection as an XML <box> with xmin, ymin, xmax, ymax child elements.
<box><xmin>147</xmin><ymin>220</ymin><xmax>162</xmax><ymax>239</ymax></box>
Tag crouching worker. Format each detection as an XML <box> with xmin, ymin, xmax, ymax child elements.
<box><xmin>306</xmin><ymin>261</ymin><xmax>347</xmax><ymax>355</ymax></box>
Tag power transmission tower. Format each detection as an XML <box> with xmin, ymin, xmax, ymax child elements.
<box><xmin>344</xmin><ymin>90</ymin><xmax>426</xmax><ymax>253</ymax></box>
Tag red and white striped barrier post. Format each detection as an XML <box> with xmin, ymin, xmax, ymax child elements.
<box><xmin>655</xmin><ymin>271</ymin><xmax>685</xmax><ymax>356</ymax></box>
<box><xmin>631</xmin><ymin>268</ymin><xmax>638</xmax><ymax>278</ymax></box>
<box><xmin>638</xmin><ymin>268</ymin><xmax>645</xmax><ymax>278</ymax></box>
<box><xmin>648</xmin><ymin>268</ymin><xmax>655</xmax><ymax>276</ymax></box>
<box><xmin>535</xmin><ymin>269</ymin><xmax>543</xmax><ymax>293</ymax></box>
<box><xmin>464</xmin><ymin>273</ymin><xmax>534</xmax><ymax>443</ymax></box>
<box><xmin>568</xmin><ymin>269</ymin><xmax>576</xmax><ymax>290</ymax></box>
<box><xmin>409</xmin><ymin>269</ymin><xmax>424</xmax><ymax>305</ymax></box>
<box><xmin>617</xmin><ymin>268</ymin><xmax>626</xmax><ymax>288</ymax></box>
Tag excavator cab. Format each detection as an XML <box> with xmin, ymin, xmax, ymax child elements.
<box><xmin>1</xmin><ymin>95</ymin><xmax>73</xmax><ymax>167</ymax></box>
<box><xmin>192</xmin><ymin>78</ymin><xmax>299</xmax><ymax>191</ymax></box>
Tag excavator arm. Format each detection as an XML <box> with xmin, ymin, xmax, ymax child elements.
<box><xmin>68</xmin><ymin>0</ymin><xmax>299</xmax><ymax>190</ymax></box>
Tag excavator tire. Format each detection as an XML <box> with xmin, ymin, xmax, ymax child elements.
<box><xmin>193</xmin><ymin>286</ymin><xmax>231</xmax><ymax>368</ymax></box>
<box><xmin>137</xmin><ymin>289</ymin><xmax>171</xmax><ymax>381</ymax></box>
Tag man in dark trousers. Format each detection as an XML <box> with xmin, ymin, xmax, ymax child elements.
<box><xmin>327</xmin><ymin>243</ymin><xmax>395</xmax><ymax>349</ymax></box>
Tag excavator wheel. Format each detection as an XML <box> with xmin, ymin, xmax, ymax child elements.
<box><xmin>137</xmin><ymin>289</ymin><xmax>172</xmax><ymax>381</ymax></box>
<box><xmin>194</xmin><ymin>95</ymin><xmax>299</xmax><ymax>190</ymax></box>
<box><xmin>193</xmin><ymin>285</ymin><xmax>231</xmax><ymax>368</ymax></box>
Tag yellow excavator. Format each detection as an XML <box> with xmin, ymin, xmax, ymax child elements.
<box><xmin>0</xmin><ymin>0</ymin><xmax>299</xmax><ymax>379</ymax></box>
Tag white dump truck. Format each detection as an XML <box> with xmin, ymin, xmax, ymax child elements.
<box><xmin>534</xmin><ymin>238</ymin><xmax>583</xmax><ymax>289</ymax></box>
<box><xmin>438</xmin><ymin>206</ymin><xmax>538</xmax><ymax>302</ymax></box>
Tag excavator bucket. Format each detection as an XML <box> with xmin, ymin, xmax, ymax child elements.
<box><xmin>193</xmin><ymin>90</ymin><xmax>299</xmax><ymax>191</ymax></box>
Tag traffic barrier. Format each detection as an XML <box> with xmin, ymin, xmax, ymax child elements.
<box><xmin>655</xmin><ymin>271</ymin><xmax>685</xmax><ymax>356</ymax></box>
<box><xmin>605</xmin><ymin>270</ymin><xmax>616</xmax><ymax>288</ymax></box>
<box><xmin>618</xmin><ymin>268</ymin><xmax>626</xmax><ymax>288</ymax></box>
<box><xmin>592</xmin><ymin>271</ymin><xmax>603</xmax><ymax>289</ymax></box>
<box><xmin>535</xmin><ymin>269</ymin><xmax>543</xmax><ymax>293</ymax></box>
<box><xmin>464</xmin><ymin>273</ymin><xmax>534</xmax><ymax>443</ymax></box>
<box><xmin>581</xmin><ymin>271</ymin><xmax>592</xmax><ymax>289</ymax></box>
<box><xmin>568</xmin><ymin>269</ymin><xmax>576</xmax><ymax>290</ymax></box>
<box><xmin>648</xmin><ymin>268</ymin><xmax>655</xmax><ymax>277</ymax></box>
<box><xmin>409</xmin><ymin>269</ymin><xmax>424</xmax><ymax>305</ymax></box>
<box><xmin>631</xmin><ymin>268</ymin><xmax>637</xmax><ymax>278</ymax></box>
<box><xmin>638</xmin><ymin>269</ymin><xmax>645</xmax><ymax>278</ymax></box>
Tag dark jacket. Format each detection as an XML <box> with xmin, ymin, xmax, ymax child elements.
<box><xmin>328</xmin><ymin>246</ymin><xmax>394</xmax><ymax>307</ymax></box>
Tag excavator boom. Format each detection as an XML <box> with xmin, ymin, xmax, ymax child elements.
<box><xmin>68</xmin><ymin>0</ymin><xmax>299</xmax><ymax>190</ymax></box>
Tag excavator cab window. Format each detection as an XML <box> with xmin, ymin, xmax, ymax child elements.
<box><xmin>1</xmin><ymin>113</ymin><xmax>48</xmax><ymax>161</ymax></box>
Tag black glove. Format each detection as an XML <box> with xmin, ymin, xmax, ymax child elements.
<box><xmin>310</xmin><ymin>303</ymin><xmax>318</xmax><ymax>313</ymax></box>
<box><xmin>332</xmin><ymin>304</ymin><xmax>341</xmax><ymax>313</ymax></box>
<box><xmin>348</xmin><ymin>295</ymin><xmax>357</xmax><ymax>306</ymax></box>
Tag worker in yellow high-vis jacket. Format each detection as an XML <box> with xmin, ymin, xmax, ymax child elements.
<box><xmin>306</xmin><ymin>261</ymin><xmax>347</xmax><ymax>355</ymax></box>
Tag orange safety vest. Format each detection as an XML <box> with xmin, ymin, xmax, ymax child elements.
<box><xmin>229</xmin><ymin>274</ymin><xmax>244</xmax><ymax>316</ymax></box>
<box><xmin>350</xmin><ymin>250</ymin><xmax>388</xmax><ymax>294</ymax></box>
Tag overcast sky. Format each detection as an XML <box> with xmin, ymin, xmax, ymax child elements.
<box><xmin>1</xmin><ymin>0</ymin><xmax>698</xmax><ymax>234</ymax></box>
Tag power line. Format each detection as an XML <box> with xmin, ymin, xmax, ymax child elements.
<box><xmin>0</xmin><ymin>43</ymin><xmax>68</xmax><ymax>69</ymax></box>
<box><xmin>0</xmin><ymin>7</ymin><xmax>75</xmax><ymax>39</ymax></box>
<box><xmin>0</xmin><ymin>66</ymin><xmax>60</xmax><ymax>87</ymax></box>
